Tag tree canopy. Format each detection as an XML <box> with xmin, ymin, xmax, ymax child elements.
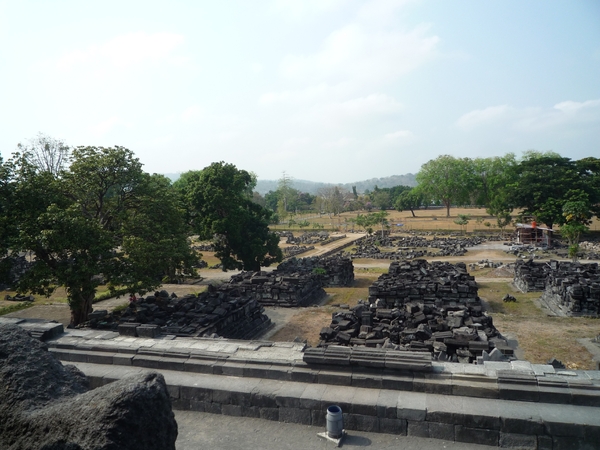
<box><xmin>5</xmin><ymin>145</ymin><xmax>197</xmax><ymax>325</ymax></box>
<box><xmin>414</xmin><ymin>152</ymin><xmax>599</xmax><ymax>230</ymax></box>
<box><xmin>416</xmin><ymin>155</ymin><xmax>473</xmax><ymax>217</ymax></box>
<box><xmin>176</xmin><ymin>162</ymin><xmax>282</xmax><ymax>271</ymax></box>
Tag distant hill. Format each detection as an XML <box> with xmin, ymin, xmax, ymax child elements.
<box><xmin>162</xmin><ymin>172</ymin><xmax>417</xmax><ymax>195</ymax></box>
<box><xmin>254</xmin><ymin>174</ymin><xmax>417</xmax><ymax>195</ymax></box>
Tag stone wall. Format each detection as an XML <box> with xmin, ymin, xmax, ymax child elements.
<box><xmin>514</xmin><ymin>259</ymin><xmax>600</xmax><ymax>316</ymax></box>
<box><xmin>349</xmin><ymin>235</ymin><xmax>486</xmax><ymax>259</ymax></box>
<box><xmin>277</xmin><ymin>255</ymin><xmax>354</xmax><ymax>287</ymax></box>
<box><xmin>94</xmin><ymin>287</ymin><xmax>272</xmax><ymax>339</ymax></box>
<box><xmin>225</xmin><ymin>270</ymin><xmax>326</xmax><ymax>307</ymax></box>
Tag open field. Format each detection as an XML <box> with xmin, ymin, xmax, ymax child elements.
<box><xmin>271</xmin><ymin>207</ymin><xmax>600</xmax><ymax>233</ymax></box>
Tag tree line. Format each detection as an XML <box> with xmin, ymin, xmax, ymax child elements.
<box><xmin>257</xmin><ymin>152</ymin><xmax>599</xmax><ymax>233</ymax></box>
<box><xmin>412</xmin><ymin>152</ymin><xmax>599</xmax><ymax>228</ymax></box>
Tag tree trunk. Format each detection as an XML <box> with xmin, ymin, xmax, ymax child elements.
<box><xmin>410</xmin><ymin>208</ymin><xmax>416</xmax><ymax>218</ymax></box>
<box><xmin>69</xmin><ymin>284</ymin><xmax>96</xmax><ymax>327</ymax></box>
<box><xmin>445</xmin><ymin>201</ymin><xmax>451</xmax><ymax>217</ymax></box>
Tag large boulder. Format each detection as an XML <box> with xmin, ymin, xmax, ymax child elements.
<box><xmin>0</xmin><ymin>324</ymin><xmax>177</xmax><ymax>450</ymax></box>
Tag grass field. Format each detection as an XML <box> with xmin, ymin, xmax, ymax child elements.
<box><xmin>270</xmin><ymin>207</ymin><xmax>600</xmax><ymax>234</ymax></box>
<box><xmin>479</xmin><ymin>282</ymin><xmax>599</xmax><ymax>369</ymax></box>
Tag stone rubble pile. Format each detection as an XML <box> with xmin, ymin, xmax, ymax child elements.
<box><xmin>225</xmin><ymin>270</ymin><xmax>326</xmax><ymax>308</ymax></box>
<box><xmin>0</xmin><ymin>255</ymin><xmax>33</xmax><ymax>287</ymax></box>
<box><xmin>318</xmin><ymin>260</ymin><xmax>510</xmax><ymax>364</ymax></box>
<box><xmin>93</xmin><ymin>287</ymin><xmax>272</xmax><ymax>339</ymax></box>
<box><xmin>277</xmin><ymin>255</ymin><xmax>354</xmax><ymax>287</ymax></box>
<box><xmin>580</xmin><ymin>241</ymin><xmax>600</xmax><ymax>260</ymax></box>
<box><xmin>349</xmin><ymin>235</ymin><xmax>485</xmax><ymax>259</ymax></box>
<box><xmin>318</xmin><ymin>234</ymin><xmax>346</xmax><ymax>246</ymax></box>
<box><xmin>282</xmin><ymin>245</ymin><xmax>314</xmax><ymax>258</ymax></box>
<box><xmin>541</xmin><ymin>261</ymin><xmax>600</xmax><ymax>316</ymax></box>
<box><xmin>93</xmin><ymin>255</ymin><xmax>354</xmax><ymax>337</ymax></box>
<box><xmin>224</xmin><ymin>255</ymin><xmax>354</xmax><ymax>307</ymax></box>
<box><xmin>4</xmin><ymin>294</ymin><xmax>34</xmax><ymax>302</ymax></box>
<box><xmin>514</xmin><ymin>259</ymin><xmax>600</xmax><ymax>316</ymax></box>
<box><xmin>286</xmin><ymin>231</ymin><xmax>330</xmax><ymax>245</ymax></box>
<box><xmin>513</xmin><ymin>259</ymin><xmax>551</xmax><ymax>292</ymax></box>
<box><xmin>468</xmin><ymin>259</ymin><xmax>506</xmax><ymax>271</ymax></box>
<box><xmin>193</xmin><ymin>243</ymin><xmax>215</xmax><ymax>252</ymax></box>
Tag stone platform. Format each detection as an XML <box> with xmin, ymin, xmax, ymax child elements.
<box><xmin>44</xmin><ymin>327</ymin><xmax>600</xmax><ymax>449</ymax></box>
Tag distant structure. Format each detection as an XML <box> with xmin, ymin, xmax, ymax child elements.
<box><xmin>515</xmin><ymin>222</ymin><xmax>553</xmax><ymax>246</ymax></box>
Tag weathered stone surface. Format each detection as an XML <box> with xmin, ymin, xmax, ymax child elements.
<box><xmin>95</xmin><ymin>285</ymin><xmax>272</xmax><ymax>339</ymax></box>
<box><xmin>277</xmin><ymin>255</ymin><xmax>354</xmax><ymax>287</ymax></box>
<box><xmin>317</xmin><ymin>260</ymin><xmax>508</xmax><ymax>363</ymax></box>
<box><xmin>226</xmin><ymin>270</ymin><xmax>326</xmax><ymax>308</ymax></box>
<box><xmin>514</xmin><ymin>260</ymin><xmax>600</xmax><ymax>316</ymax></box>
<box><xmin>0</xmin><ymin>323</ymin><xmax>177</xmax><ymax>450</ymax></box>
<box><xmin>349</xmin><ymin>233</ymin><xmax>488</xmax><ymax>260</ymax></box>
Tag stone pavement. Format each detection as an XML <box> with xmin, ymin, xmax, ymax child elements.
<box><xmin>174</xmin><ymin>410</ymin><xmax>497</xmax><ymax>450</ymax></box>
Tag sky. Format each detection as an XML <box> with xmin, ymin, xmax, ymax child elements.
<box><xmin>1</xmin><ymin>0</ymin><xmax>599</xmax><ymax>183</ymax></box>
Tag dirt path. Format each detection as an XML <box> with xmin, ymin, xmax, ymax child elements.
<box><xmin>301</xmin><ymin>232</ymin><xmax>365</xmax><ymax>257</ymax></box>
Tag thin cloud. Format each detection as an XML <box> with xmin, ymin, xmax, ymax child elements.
<box><xmin>456</xmin><ymin>100</ymin><xmax>600</xmax><ymax>131</ymax></box>
<box><xmin>384</xmin><ymin>130</ymin><xmax>414</xmax><ymax>140</ymax></box>
<box><xmin>271</xmin><ymin>0</ymin><xmax>343</xmax><ymax>20</ymax></box>
<box><xmin>280</xmin><ymin>23</ymin><xmax>439</xmax><ymax>84</ymax></box>
<box><xmin>55</xmin><ymin>32</ymin><xmax>185</xmax><ymax>73</ymax></box>
<box><xmin>455</xmin><ymin>105</ymin><xmax>511</xmax><ymax>130</ymax></box>
<box><xmin>89</xmin><ymin>116</ymin><xmax>120</xmax><ymax>136</ymax></box>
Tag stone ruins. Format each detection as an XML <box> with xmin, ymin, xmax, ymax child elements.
<box><xmin>349</xmin><ymin>234</ymin><xmax>488</xmax><ymax>259</ymax></box>
<box><xmin>318</xmin><ymin>259</ymin><xmax>511</xmax><ymax>364</ymax></box>
<box><xmin>514</xmin><ymin>259</ymin><xmax>600</xmax><ymax>316</ymax></box>
<box><xmin>91</xmin><ymin>255</ymin><xmax>354</xmax><ymax>338</ymax></box>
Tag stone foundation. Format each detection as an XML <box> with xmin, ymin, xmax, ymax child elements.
<box><xmin>514</xmin><ymin>260</ymin><xmax>600</xmax><ymax>316</ymax></box>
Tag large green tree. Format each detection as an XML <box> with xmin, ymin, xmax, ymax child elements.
<box><xmin>560</xmin><ymin>190</ymin><xmax>592</xmax><ymax>261</ymax></box>
<box><xmin>8</xmin><ymin>146</ymin><xmax>197</xmax><ymax>325</ymax></box>
<box><xmin>471</xmin><ymin>154</ymin><xmax>517</xmax><ymax>207</ymax></box>
<box><xmin>507</xmin><ymin>151</ymin><xmax>579</xmax><ymax>229</ymax></box>
<box><xmin>416</xmin><ymin>155</ymin><xmax>474</xmax><ymax>217</ymax></box>
<box><xmin>575</xmin><ymin>157</ymin><xmax>600</xmax><ymax>219</ymax></box>
<box><xmin>0</xmin><ymin>156</ymin><xmax>15</xmax><ymax>258</ymax></box>
<box><xmin>394</xmin><ymin>187</ymin><xmax>425</xmax><ymax>217</ymax></box>
<box><xmin>176</xmin><ymin>162</ymin><xmax>282</xmax><ymax>271</ymax></box>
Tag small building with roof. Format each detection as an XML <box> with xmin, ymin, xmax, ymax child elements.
<box><xmin>515</xmin><ymin>222</ymin><xmax>554</xmax><ymax>246</ymax></box>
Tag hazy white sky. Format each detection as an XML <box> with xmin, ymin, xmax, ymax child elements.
<box><xmin>1</xmin><ymin>0</ymin><xmax>599</xmax><ymax>182</ymax></box>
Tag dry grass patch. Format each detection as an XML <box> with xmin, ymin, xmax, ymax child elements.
<box><xmin>197</xmin><ymin>251</ymin><xmax>222</xmax><ymax>268</ymax></box>
<box><xmin>268</xmin><ymin>273</ymin><xmax>377</xmax><ymax>346</ymax></box>
<box><xmin>269</xmin><ymin>308</ymin><xmax>333</xmax><ymax>346</ymax></box>
<box><xmin>479</xmin><ymin>281</ymin><xmax>599</xmax><ymax>369</ymax></box>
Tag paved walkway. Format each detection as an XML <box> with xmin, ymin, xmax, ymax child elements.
<box><xmin>174</xmin><ymin>410</ymin><xmax>496</xmax><ymax>450</ymax></box>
